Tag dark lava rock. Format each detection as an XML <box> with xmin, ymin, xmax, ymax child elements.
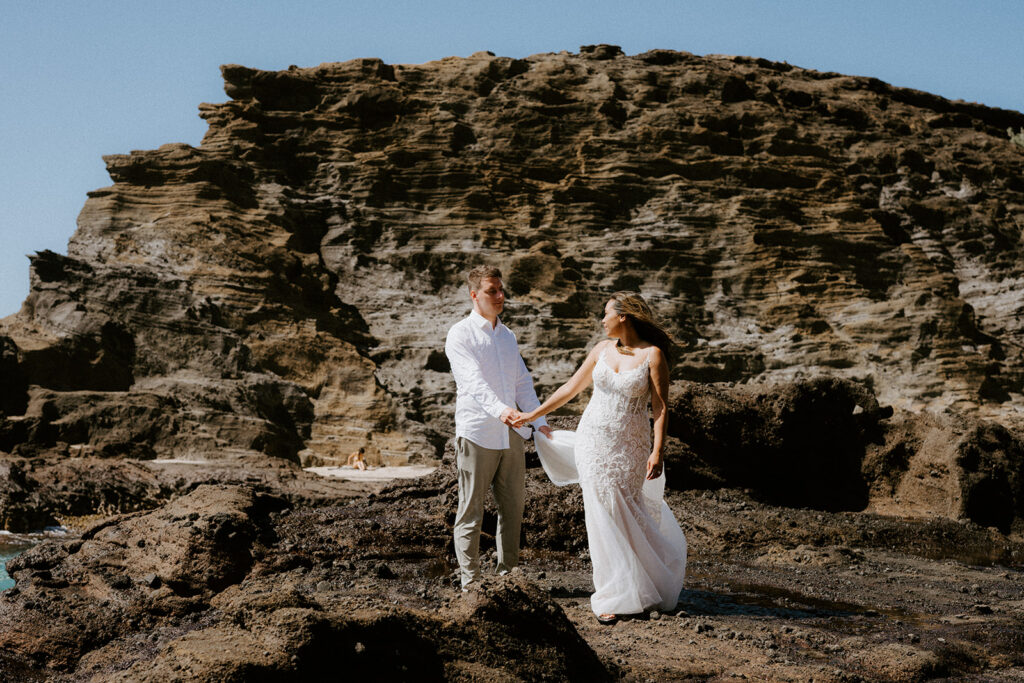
<box><xmin>0</xmin><ymin>479</ymin><xmax>611</xmax><ymax>681</ymax></box>
<box><xmin>0</xmin><ymin>451</ymin><xmax>369</xmax><ymax>533</ymax></box>
<box><xmin>668</xmin><ymin>377</ymin><xmax>884</xmax><ymax>510</ymax></box>
<box><xmin>0</xmin><ymin>457</ymin><xmax>163</xmax><ymax>532</ymax></box>
<box><xmin>0</xmin><ymin>485</ymin><xmax>280</xmax><ymax>670</ymax></box>
<box><xmin>1</xmin><ymin>430</ymin><xmax>1023</xmax><ymax>680</ymax></box>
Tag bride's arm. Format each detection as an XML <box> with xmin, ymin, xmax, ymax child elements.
<box><xmin>647</xmin><ymin>347</ymin><xmax>669</xmax><ymax>479</ymax></box>
<box><xmin>512</xmin><ymin>341</ymin><xmax>607</xmax><ymax>426</ymax></box>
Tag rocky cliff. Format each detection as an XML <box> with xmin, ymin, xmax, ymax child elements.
<box><xmin>2</xmin><ymin>44</ymin><xmax>1024</xmax><ymax>491</ymax></box>
<box><xmin>4</xmin><ymin>46</ymin><xmax>1024</xmax><ymax>677</ymax></box>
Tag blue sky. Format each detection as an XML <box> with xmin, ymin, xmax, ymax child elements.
<box><xmin>2</xmin><ymin>1</ymin><xmax>1022</xmax><ymax>317</ymax></box>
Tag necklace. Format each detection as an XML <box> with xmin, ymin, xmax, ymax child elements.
<box><xmin>615</xmin><ymin>339</ymin><xmax>635</xmax><ymax>356</ymax></box>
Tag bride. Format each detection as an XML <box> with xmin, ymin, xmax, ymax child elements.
<box><xmin>512</xmin><ymin>292</ymin><xmax>687</xmax><ymax>624</ymax></box>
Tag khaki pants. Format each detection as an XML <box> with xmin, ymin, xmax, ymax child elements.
<box><xmin>453</xmin><ymin>429</ymin><xmax>525</xmax><ymax>587</ymax></box>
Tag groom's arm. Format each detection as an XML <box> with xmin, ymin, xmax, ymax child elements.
<box><xmin>513</xmin><ymin>352</ymin><xmax>549</xmax><ymax>431</ymax></box>
<box><xmin>445</xmin><ymin>326</ymin><xmax>512</xmax><ymax>420</ymax></box>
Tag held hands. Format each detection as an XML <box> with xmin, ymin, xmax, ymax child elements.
<box><xmin>501</xmin><ymin>407</ymin><xmax>532</xmax><ymax>428</ymax></box>
<box><xmin>501</xmin><ymin>408</ymin><xmax>549</xmax><ymax>434</ymax></box>
<box><xmin>646</xmin><ymin>452</ymin><xmax>663</xmax><ymax>480</ymax></box>
<box><xmin>509</xmin><ymin>409</ymin><xmax>538</xmax><ymax>428</ymax></box>
<box><xmin>500</xmin><ymin>407</ymin><xmax>520</xmax><ymax>427</ymax></box>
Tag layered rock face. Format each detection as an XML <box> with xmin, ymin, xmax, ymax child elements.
<box><xmin>2</xmin><ymin>45</ymin><xmax>1024</xmax><ymax>483</ymax></box>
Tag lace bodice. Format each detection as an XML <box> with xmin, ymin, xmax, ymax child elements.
<box><xmin>575</xmin><ymin>348</ymin><xmax>652</xmax><ymax>505</ymax></box>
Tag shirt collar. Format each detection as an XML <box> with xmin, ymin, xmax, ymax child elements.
<box><xmin>469</xmin><ymin>309</ymin><xmax>502</xmax><ymax>332</ymax></box>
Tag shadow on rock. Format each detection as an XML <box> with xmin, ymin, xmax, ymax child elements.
<box><xmin>668</xmin><ymin>377</ymin><xmax>885</xmax><ymax>511</ymax></box>
<box><xmin>666</xmin><ymin>377</ymin><xmax>1024</xmax><ymax>531</ymax></box>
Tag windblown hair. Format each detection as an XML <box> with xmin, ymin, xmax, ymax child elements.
<box><xmin>467</xmin><ymin>265</ymin><xmax>502</xmax><ymax>292</ymax></box>
<box><xmin>610</xmin><ymin>292</ymin><xmax>676</xmax><ymax>366</ymax></box>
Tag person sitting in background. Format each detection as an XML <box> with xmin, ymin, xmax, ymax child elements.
<box><xmin>346</xmin><ymin>447</ymin><xmax>367</xmax><ymax>470</ymax></box>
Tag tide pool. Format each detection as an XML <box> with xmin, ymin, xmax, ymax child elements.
<box><xmin>1</xmin><ymin>532</ymin><xmax>56</xmax><ymax>591</ymax></box>
<box><xmin>1</xmin><ymin>540</ymin><xmax>31</xmax><ymax>591</ymax></box>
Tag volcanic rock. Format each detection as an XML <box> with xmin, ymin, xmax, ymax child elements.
<box><xmin>0</xmin><ymin>451</ymin><xmax>372</xmax><ymax>533</ymax></box>
<box><xmin>2</xmin><ymin>447</ymin><xmax>1023</xmax><ymax>680</ymax></box>
<box><xmin>0</xmin><ymin>485</ymin><xmax>276</xmax><ymax>670</ymax></box>
<box><xmin>4</xmin><ymin>43</ymin><xmax>1024</xmax><ymax>682</ymax></box>
<box><xmin>667</xmin><ymin>377</ymin><xmax>1024</xmax><ymax>530</ymax></box>
<box><xmin>0</xmin><ymin>457</ymin><xmax>163</xmax><ymax>532</ymax></box>
<box><xmin>0</xmin><ymin>481</ymin><xmax>611</xmax><ymax>681</ymax></box>
<box><xmin>3</xmin><ymin>46</ymin><xmax>1024</xmax><ymax>483</ymax></box>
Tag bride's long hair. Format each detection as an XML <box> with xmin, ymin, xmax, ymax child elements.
<box><xmin>610</xmin><ymin>292</ymin><xmax>676</xmax><ymax>366</ymax></box>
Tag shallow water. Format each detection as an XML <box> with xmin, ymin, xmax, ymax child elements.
<box><xmin>0</xmin><ymin>529</ymin><xmax>68</xmax><ymax>591</ymax></box>
<box><xmin>1</xmin><ymin>538</ymin><xmax>34</xmax><ymax>591</ymax></box>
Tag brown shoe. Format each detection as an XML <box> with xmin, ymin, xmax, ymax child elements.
<box><xmin>596</xmin><ymin>613</ymin><xmax>618</xmax><ymax>625</ymax></box>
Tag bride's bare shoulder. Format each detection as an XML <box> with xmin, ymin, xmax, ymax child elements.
<box><xmin>587</xmin><ymin>339</ymin><xmax>612</xmax><ymax>358</ymax></box>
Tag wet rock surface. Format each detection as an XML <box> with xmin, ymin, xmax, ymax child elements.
<box><xmin>0</xmin><ymin>478</ymin><xmax>611</xmax><ymax>681</ymax></box>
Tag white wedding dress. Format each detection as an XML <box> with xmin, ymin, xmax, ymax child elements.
<box><xmin>535</xmin><ymin>349</ymin><xmax>687</xmax><ymax>615</ymax></box>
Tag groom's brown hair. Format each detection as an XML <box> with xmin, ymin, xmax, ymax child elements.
<box><xmin>467</xmin><ymin>265</ymin><xmax>502</xmax><ymax>293</ymax></box>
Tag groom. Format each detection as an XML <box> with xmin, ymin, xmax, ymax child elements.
<box><xmin>445</xmin><ymin>265</ymin><xmax>552</xmax><ymax>589</ymax></box>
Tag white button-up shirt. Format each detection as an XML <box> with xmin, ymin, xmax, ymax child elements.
<box><xmin>445</xmin><ymin>310</ymin><xmax>548</xmax><ymax>449</ymax></box>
